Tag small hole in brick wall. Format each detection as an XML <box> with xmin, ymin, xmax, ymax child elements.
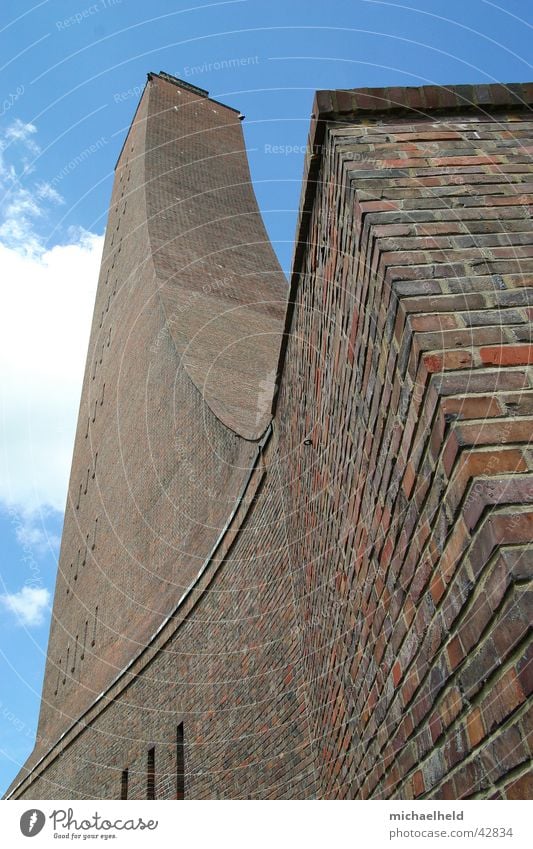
<box><xmin>303</xmin><ymin>438</ymin><xmax>313</xmax><ymax>446</ymax></box>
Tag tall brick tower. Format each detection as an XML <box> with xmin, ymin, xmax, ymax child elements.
<box><xmin>6</xmin><ymin>80</ymin><xmax>532</xmax><ymax>800</ymax></box>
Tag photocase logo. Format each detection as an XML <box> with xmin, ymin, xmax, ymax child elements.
<box><xmin>20</xmin><ymin>809</ymin><xmax>46</xmax><ymax>837</ymax></box>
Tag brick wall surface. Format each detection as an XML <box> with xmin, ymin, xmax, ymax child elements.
<box><xmin>6</xmin><ymin>81</ymin><xmax>532</xmax><ymax>800</ymax></box>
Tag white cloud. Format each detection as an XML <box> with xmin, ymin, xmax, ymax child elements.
<box><xmin>0</xmin><ymin>586</ymin><xmax>51</xmax><ymax>627</ymax></box>
<box><xmin>4</xmin><ymin>119</ymin><xmax>38</xmax><ymax>148</ymax></box>
<box><xmin>0</xmin><ymin>119</ymin><xmax>104</xmax><ymax>517</ymax></box>
<box><xmin>15</xmin><ymin>517</ymin><xmax>61</xmax><ymax>557</ymax></box>
<box><xmin>35</xmin><ymin>181</ymin><xmax>65</xmax><ymax>205</ymax></box>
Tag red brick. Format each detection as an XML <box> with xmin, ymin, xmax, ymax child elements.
<box><xmin>466</xmin><ymin>707</ymin><xmax>485</xmax><ymax>747</ymax></box>
<box><xmin>480</xmin><ymin>344</ymin><xmax>533</xmax><ymax>366</ymax></box>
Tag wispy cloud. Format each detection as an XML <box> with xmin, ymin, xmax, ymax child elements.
<box><xmin>35</xmin><ymin>181</ymin><xmax>65</xmax><ymax>205</ymax></box>
<box><xmin>0</xmin><ymin>586</ymin><xmax>51</xmax><ymax>627</ymax></box>
<box><xmin>0</xmin><ymin>119</ymin><xmax>103</xmax><ymax>517</ymax></box>
<box><xmin>14</xmin><ymin>517</ymin><xmax>61</xmax><ymax>557</ymax></box>
<box><xmin>4</xmin><ymin>119</ymin><xmax>39</xmax><ymax>149</ymax></box>
<box><xmin>0</xmin><ymin>119</ymin><xmax>62</xmax><ymax>255</ymax></box>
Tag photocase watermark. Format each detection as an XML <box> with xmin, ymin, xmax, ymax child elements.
<box><xmin>19</xmin><ymin>807</ymin><xmax>158</xmax><ymax>837</ymax></box>
<box><xmin>0</xmin><ymin>695</ymin><xmax>53</xmax><ymax>748</ymax></box>
<box><xmin>255</xmin><ymin>369</ymin><xmax>277</xmax><ymax>427</ymax></box>
<box><xmin>150</xmin><ymin>276</ymin><xmax>241</xmax><ymax>355</ymax></box>
<box><xmin>0</xmin><ymin>697</ymin><xmax>34</xmax><ymax>740</ymax></box>
<box><xmin>174</xmin><ymin>439</ymin><xmax>219</xmax><ymax>502</ymax></box>
<box><xmin>55</xmin><ymin>0</ymin><xmax>122</xmax><ymax>30</ymax></box>
<box><xmin>5</xmin><ymin>506</ymin><xmax>43</xmax><ymax>591</ymax></box>
<box><xmin>113</xmin><ymin>84</ymin><xmax>144</xmax><ymax>104</ymax></box>
<box><xmin>263</xmin><ymin>141</ymin><xmax>359</xmax><ymax>157</ymax></box>
<box><xmin>183</xmin><ymin>56</ymin><xmax>260</xmax><ymax>78</ymax></box>
<box><xmin>20</xmin><ymin>809</ymin><xmax>45</xmax><ymax>837</ymax></box>
<box><xmin>0</xmin><ymin>85</ymin><xmax>24</xmax><ymax>118</ymax></box>
<box><xmin>50</xmin><ymin>136</ymin><xmax>109</xmax><ymax>188</ymax></box>
<box><xmin>51</xmin><ymin>808</ymin><xmax>158</xmax><ymax>833</ymax></box>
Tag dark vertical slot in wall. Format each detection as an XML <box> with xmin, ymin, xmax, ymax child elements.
<box><xmin>120</xmin><ymin>768</ymin><xmax>128</xmax><ymax>800</ymax></box>
<box><xmin>176</xmin><ymin>723</ymin><xmax>185</xmax><ymax>799</ymax></box>
<box><xmin>147</xmin><ymin>747</ymin><xmax>155</xmax><ymax>799</ymax></box>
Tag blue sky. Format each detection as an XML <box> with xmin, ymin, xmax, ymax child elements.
<box><xmin>0</xmin><ymin>0</ymin><xmax>531</xmax><ymax>795</ymax></box>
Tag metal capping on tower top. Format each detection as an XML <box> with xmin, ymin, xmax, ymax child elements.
<box><xmin>153</xmin><ymin>70</ymin><xmax>209</xmax><ymax>99</ymax></box>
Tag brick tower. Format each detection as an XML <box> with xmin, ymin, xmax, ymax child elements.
<box><xmin>6</xmin><ymin>79</ymin><xmax>533</xmax><ymax>800</ymax></box>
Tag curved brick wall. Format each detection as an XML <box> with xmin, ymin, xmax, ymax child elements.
<box><xmin>146</xmin><ymin>74</ymin><xmax>287</xmax><ymax>439</ymax></box>
<box><xmin>6</xmin><ymin>81</ymin><xmax>532</xmax><ymax>800</ymax></box>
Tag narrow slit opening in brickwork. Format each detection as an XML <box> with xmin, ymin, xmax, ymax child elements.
<box><xmin>92</xmin><ymin>517</ymin><xmax>98</xmax><ymax>550</ymax></box>
<box><xmin>64</xmin><ymin>647</ymin><xmax>69</xmax><ymax>683</ymax></box>
<box><xmin>67</xmin><ymin>562</ymin><xmax>72</xmax><ymax>595</ymax></box>
<box><xmin>100</xmin><ymin>383</ymin><xmax>105</xmax><ymax>406</ymax></box>
<box><xmin>81</xmin><ymin>619</ymin><xmax>88</xmax><ymax>660</ymax></box>
<box><xmin>106</xmin><ymin>294</ymin><xmax>111</xmax><ymax>312</ymax></box>
<box><xmin>82</xmin><ymin>535</ymin><xmax>88</xmax><ymax>566</ymax></box>
<box><xmin>76</xmin><ymin>482</ymin><xmax>82</xmax><ymax>510</ymax></box>
<box><xmin>100</xmin><ymin>343</ymin><xmax>104</xmax><ymax>364</ymax></box>
<box><xmin>147</xmin><ymin>747</ymin><xmax>155</xmax><ymax>800</ymax></box>
<box><xmin>91</xmin><ymin>606</ymin><xmax>98</xmax><ymax>647</ymax></box>
<box><xmin>74</xmin><ymin>548</ymin><xmax>80</xmax><ymax>581</ymax></box>
<box><xmin>92</xmin><ymin>452</ymin><xmax>98</xmax><ymax>479</ymax></box>
<box><xmin>72</xmin><ymin>635</ymin><xmax>78</xmax><ymax>673</ymax></box>
<box><xmin>54</xmin><ymin>660</ymin><xmax>61</xmax><ymax>695</ymax></box>
<box><xmin>84</xmin><ymin>468</ymin><xmax>90</xmax><ymax>495</ymax></box>
<box><xmin>120</xmin><ymin>768</ymin><xmax>129</xmax><ymax>800</ymax></box>
<box><xmin>92</xmin><ymin>357</ymin><xmax>97</xmax><ymax>379</ymax></box>
<box><xmin>85</xmin><ymin>416</ymin><xmax>90</xmax><ymax>439</ymax></box>
<box><xmin>92</xmin><ymin>400</ymin><xmax>97</xmax><ymax>423</ymax></box>
<box><xmin>176</xmin><ymin>723</ymin><xmax>185</xmax><ymax>800</ymax></box>
<box><xmin>107</xmin><ymin>327</ymin><xmax>111</xmax><ymax>347</ymax></box>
